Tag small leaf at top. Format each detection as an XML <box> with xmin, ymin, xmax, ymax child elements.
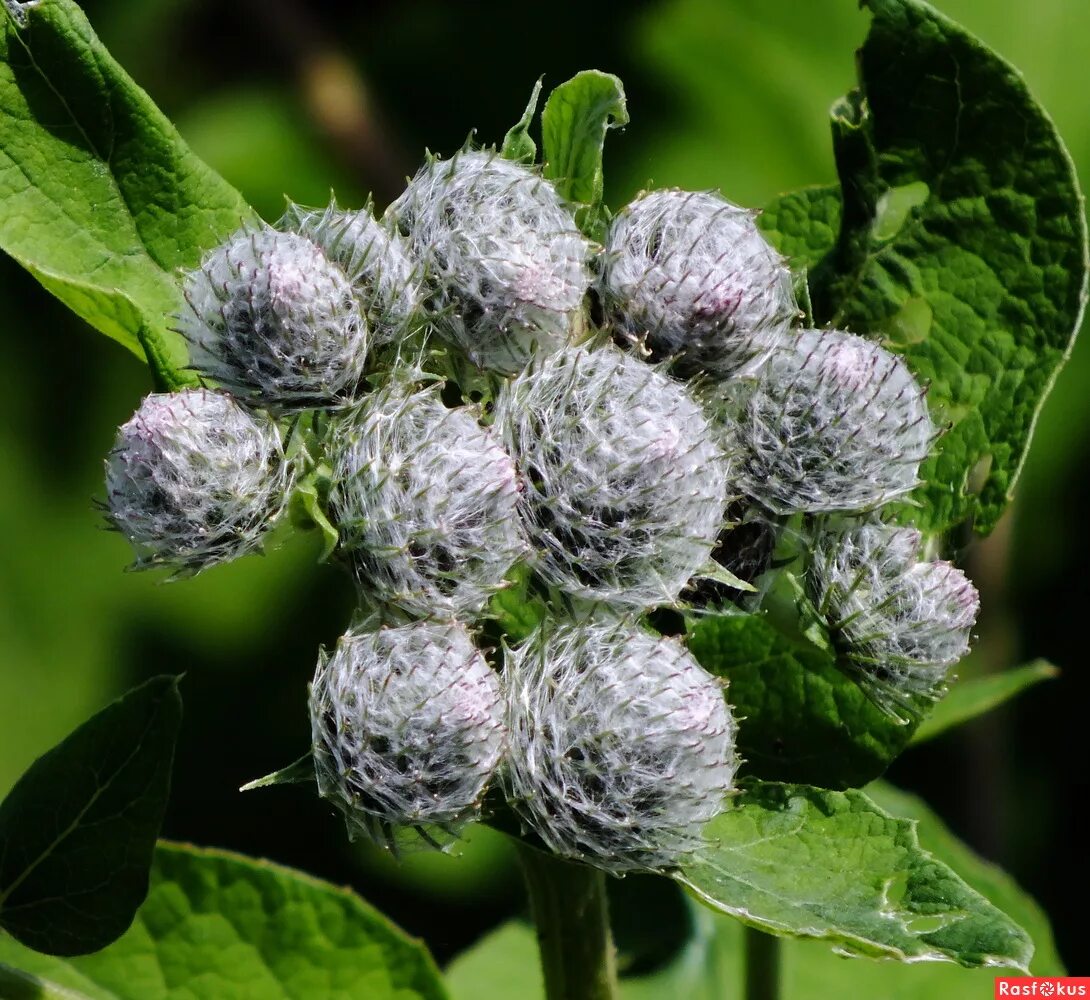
<box><xmin>501</xmin><ymin>77</ymin><xmax>542</xmax><ymax>164</ymax></box>
<box><xmin>0</xmin><ymin>676</ymin><xmax>182</xmax><ymax>957</ymax></box>
<box><xmin>0</xmin><ymin>1</ymin><xmax>256</xmax><ymax>388</ymax></box>
<box><xmin>541</xmin><ymin>70</ymin><xmax>628</xmax><ymax>239</ymax></box>
<box><xmin>678</xmin><ymin>780</ymin><xmax>1032</xmax><ymax>970</ymax></box>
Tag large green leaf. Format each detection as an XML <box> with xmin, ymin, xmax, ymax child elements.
<box><xmin>911</xmin><ymin>660</ymin><xmax>1058</xmax><ymax>745</ymax></box>
<box><xmin>541</xmin><ymin>70</ymin><xmax>628</xmax><ymax>239</ymax></box>
<box><xmin>757</xmin><ymin>184</ymin><xmax>842</xmax><ymax>273</ymax></box>
<box><xmin>0</xmin><ymin>843</ymin><xmax>449</xmax><ymax>1000</ymax></box>
<box><xmin>687</xmin><ymin>614</ymin><xmax>915</xmax><ymax>789</ymax></box>
<box><xmin>0</xmin><ymin>677</ymin><xmax>181</xmax><ymax>957</ymax></box>
<box><xmin>0</xmin><ymin>0</ymin><xmax>255</xmax><ymax>388</ymax></box>
<box><xmin>867</xmin><ymin>781</ymin><xmax>1064</xmax><ymax>974</ymax></box>
<box><xmin>810</xmin><ymin>0</ymin><xmax>1088</xmax><ymax>535</ymax></box>
<box><xmin>678</xmin><ymin>781</ymin><xmax>1032</xmax><ymax>970</ymax></box>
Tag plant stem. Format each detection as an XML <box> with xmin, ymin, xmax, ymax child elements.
<box><xmin>516</xmin><ymin>844</ymin><xmax>618</xmax><ymax>1000</ymax></box>
<box><xmin>744</xmin><ymin>926</ymin><xmax>782</xmax><ymax>1000</ymax></box>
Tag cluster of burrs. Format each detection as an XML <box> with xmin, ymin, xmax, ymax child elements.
<box><xmin>102</xmin><ymin>143</ymin><xmax>977</xmax><ymax>871</ymax></box>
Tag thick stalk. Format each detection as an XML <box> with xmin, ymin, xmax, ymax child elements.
<box><xmin>516</xmin><ymin>844</ymin><xmax>618</xmax><ymax>1000</ymax></box>
<box><xmin>744</xmin><ymin>926</ymin><xmax>782</xmax><ymax>1000</ymax></box>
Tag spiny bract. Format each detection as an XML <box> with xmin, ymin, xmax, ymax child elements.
<box><xmin>809</xmin><ymin>520</ymin><xmax>980</xmax><ymax>718</ymax></box>
<box><xmin>180</xmin><ymin>224</ymin><xmax>368</xmax><ymax>408</ymax></box>
<box><xmin>724</xmin><ymin>328</ymin><xmax>934</xmax><ymax>514</ymax></box>
<box><xmin>601</xmin><ymin>189</ymin><xmax>797</xmax><ymax>377</ymax></box>
<box><xmin>387</xmin><ymin>150</ymin><xmax>592</xmax><ymax>374</ymax></box>
<box><xmin>309</xmin><ymin>621</ymin><xmax>506</xmax><ymax>848</ymax></box>
<box><xmin>504</xmin><ymin>619</ymin><xmax>737</xmax><ymax>874</ymax></box>
<box><xmin>494</xmin><ymin>345</ymin><xmax>730</xmax><ymax>609</ymax></box>
<box><xmin>104</xmin><ymin>389</ymin><xmax>288</xmax><ymax>575</ymax></box>
<box><xmin>282</xmin><ymin>200</ymin><xmax>423</xmax><ymax>349</ymax></box>
<box><xmin>330</xmin><ymin>379</ymin><xmax>528</xmax><ymax>617</ymax></box>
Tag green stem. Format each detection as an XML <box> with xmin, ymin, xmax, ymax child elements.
<box><xmin>744</xmin><ymin>926</ymin><xmax>782</xmax><ymax>1000</ymax></box>
<box><xmin>516</xmin><ymin>844</ymin><xmax>618</xmax><ymax>1000</ymax></box>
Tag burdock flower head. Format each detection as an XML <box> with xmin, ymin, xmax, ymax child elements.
<box><xmin>504</xmin><ymin>619</ymin><xmax>737</xmax><ymax>873</ymax></box>
<box><xmin>601</xmin><ymin>189</ymin><xmax>797</xmax><ymax>377</ymax></box>
<box><xmin>494</xmin><ymin>345</ymin><xmax>730</xmax><ymax>609</ymax></box>
<box><xmin>808</xmin><ymin>520</ymin><xmax>980</xmax><ymax>718</ymax></box>
<box><xmin>330</xmin><ymin>378</ymin><xmax>528</xmax><ymax>617</ymax></box>
<box><xmin>309</xmin><ymin>621</ymin><xmax>506</xmax><ymax>849</ymax></box>
<box><xmin>723</xmin><ymin>328</ymin><xmax>934</xmax><ymax>514</ymax></box>
<box><xmin>104</xmin><ymin>389</ymin><xmax>289</xmax><ymax>575</ymax></box>
<box><xmin>387</xmin><ymin>150</ymin><xmax>593</xmax><ymax>374</ymax></box>
<box><xmin>282</xmin><ymin>199</ymin><xmax>424</xmax><ymax>349</ymax></box>
<box><xmin>180</xmin><ymin>223</ymin><xmax>368</xmax><ymax>408</ymax></box>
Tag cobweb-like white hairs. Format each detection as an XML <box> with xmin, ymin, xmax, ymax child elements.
<box><xmin>602</xmin><ymin>189</ymin><xmax>797</xmax><ymax>377</ymax></box>
<box><xmin>104</xmin><ymin>389</ymin><xmax>288</xmax><ymax>575</ymax></box>
<box><xmin>282</xmin><ymin>200</ymin><xmax>423</xmax><ymax>349</ymax></box>
<box><xmin>809</xmin><ymin>520</ymin><xmax>980</xmax><ymax>718</ymax></box>
<box><xmin>494</xmin><ymin>346</ymin><xmax>730</xmax><ymax>608</ymax></box>
<box><xmin>504</xmin><ymin>620</ymin><xmax>737</xmax><ymax>873</ymax></box>
<box><xmin>180</xmin><ymin>223</ymin><xmax>368</xmax><ymax>408</ymax></box>
<box><xmin>310</xmin><ymin>621</ymin><xmax>506</xmax><ymax>848</ymax></box>
<box><xmin>330</xmin><ymin>380</ymin><xmax>528</xmax><ymax>617</ymax></box>
<box><xmin>387</xmin><ymin>150</ymin><xmax>592</xmax><ymax>373</ymax></box>
<box><xmin>724</xmin><ymin>328</ymin><xmax>934</xmax><ymax>514</ymax></box>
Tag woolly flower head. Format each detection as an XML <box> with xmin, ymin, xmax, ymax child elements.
<box><xmin>602</xmin><ymin>189</ymin><xmax>797</xmax><ymax>377</ymax></box>
<box><xmin>387</xmin><ymin>150</ymin><xmax>592</xmax><ymax>373</ymax></box>
<box><xmin>310</xmin><ymin>621</ymin><xmax>505</xmax><ymax>848</ymax></box>
<box><xmin>104</xmin><ymin>389</ymin><xmax>288</xmax><ymax>574</ymax></box>
<box><xmin>504</xmin><ymin>620</ymin><xmax>737</xmax><ymax>873</ymax></box>
<box><xmin>330</xmin><ymin>380</ymin><xmax>527</xmax><ymax>617</ymax></box>
<box><xmin>724</xmin><ymin>328</ymin><xmax>934</xmax><ymax>514</ymax></box>
<box><xmin>180</xmin><ymin>223</ymin><xmax>368</xmax><ymax>408</ymax></box>
<box><xmin>494</xmin><ymin>346</ymin><xmax>730</xmax><ymax>609</ymax></box>
<box><xmin>282</xmin><ymin>200</ymin><xmax>423</xmax><ymax>349</ymax></box>
<box><xmin>809</xmin><ymin>520</ymin><xmax>979</xmax><ymax>719</ymax></box>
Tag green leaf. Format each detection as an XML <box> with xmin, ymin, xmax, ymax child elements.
<box><xmin>541</xmin><ymin>70</ymin><xmax>628</xmax><ymax>239</ymax></box>
<box><xmin>687</xmin><ymin>613</ymin><xmax>916</xmax><ymax>789</ymax></box>
<box><xmin>757</xmin><ymin>184</ymin><xmax>842</xmax><ymax>273</ymax></box>
<box><xmin>0</xmin><ymin>842</ymin><xmax>450</xmax><ymax>1000</ymax></box>
<box><xmin>867</xmin><ymin>781</ymin><xmax>1065</xmax><ymax>974</ymax></box>
<box><xmin>501</xmin><ymin>77</ymin><xmax>541</xmax><ymax>164</ymax></box>
<box><xmin>0</xmin><ymin>677</ymin><xmax>182</xmax><ymax>957</ymax></box>
<box><xmin>483</xmin><ymin>564</ymin><xmax>546</xmax><ymax>645</ymax></box>
<box><xmin>0</xmin><ymin>1</ymin><xmax>255</xmax><ymax>388</ymax></box>
<box><xmin>911</xmin><ymin>660</ymin><xmax>1059</xmax><ymax>745</ymax></box>
<box><xmin>810</xmin><ymin>0</ymin><xmax>1088</xmax><ymax>536</ymax></box>
<box><xmin>677</xmin><ymin>781</ymin><xmax>1032</xmax><ymax>970</ymax></box>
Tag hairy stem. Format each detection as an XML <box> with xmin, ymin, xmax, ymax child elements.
<box><xmin>744</xmin><ymin>926</ymin><xmax>782</xmax><ymax>1000</ymax></box>
<box><xmin>516</xmin><ymin>844</ymin><xmax>618</xmax><ymax>1000</ymax></box>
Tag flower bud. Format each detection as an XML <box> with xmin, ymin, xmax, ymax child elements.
<box><xmin>601</xmin><ymin>189</ymin><xmax>797</xmax><ymax>377</ymax></box>
<box><xmin>330</xmin><ymin>380</ymin><xmax>528</xmax><ymax>617</ymax></box>
<box><xmin>723</xmin><ymin>328</ymin><xmax>934</xmax><ymax>514</ymax></box>
<box><xmin>387</xmin><ymin>150</ymin><xmax>592</xmax><ymax>373</ymax></box>
<box><xmin>809</xmin><ymin>520</ymin><xmax>980</xmax><ymax>718</ymax></box>
<box><xmin>494</xmin><ymin>346</ymin><xmax>730</xmax><ymax>609</ymax></box>
<box><xmin>504</xmin><ymin>620</ymin><xmax>737</xmax><ymax>873</ymax></box>
<box><xmin>282</xmin><ymin>199</ymin><xmax>423</xmax><ymax>349</ymax></box>
<box><xmin>104</xmin><ymin>389</ymin><xmax>288</xmax><ymax>574</ymax></box>
<box><xmin>180</xmin><ymin>224</ymin><xmax>368</xmax><ymax>408</ymax></box>
<box><xmin>309</xmin><ymin>621</ymin><xmax>506</xmax><ymax>847</ymax></box>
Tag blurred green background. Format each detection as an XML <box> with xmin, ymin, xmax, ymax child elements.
<box><xmin>1</xmin><ymin>0</ymin><xmax>1086</xmax><ymax>979</ymax></box>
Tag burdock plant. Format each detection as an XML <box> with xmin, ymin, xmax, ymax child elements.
<box><xmin>0</xmin><ymin>3</ymin><xmax>1086</xmax><ymax>1000</ymax></box>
